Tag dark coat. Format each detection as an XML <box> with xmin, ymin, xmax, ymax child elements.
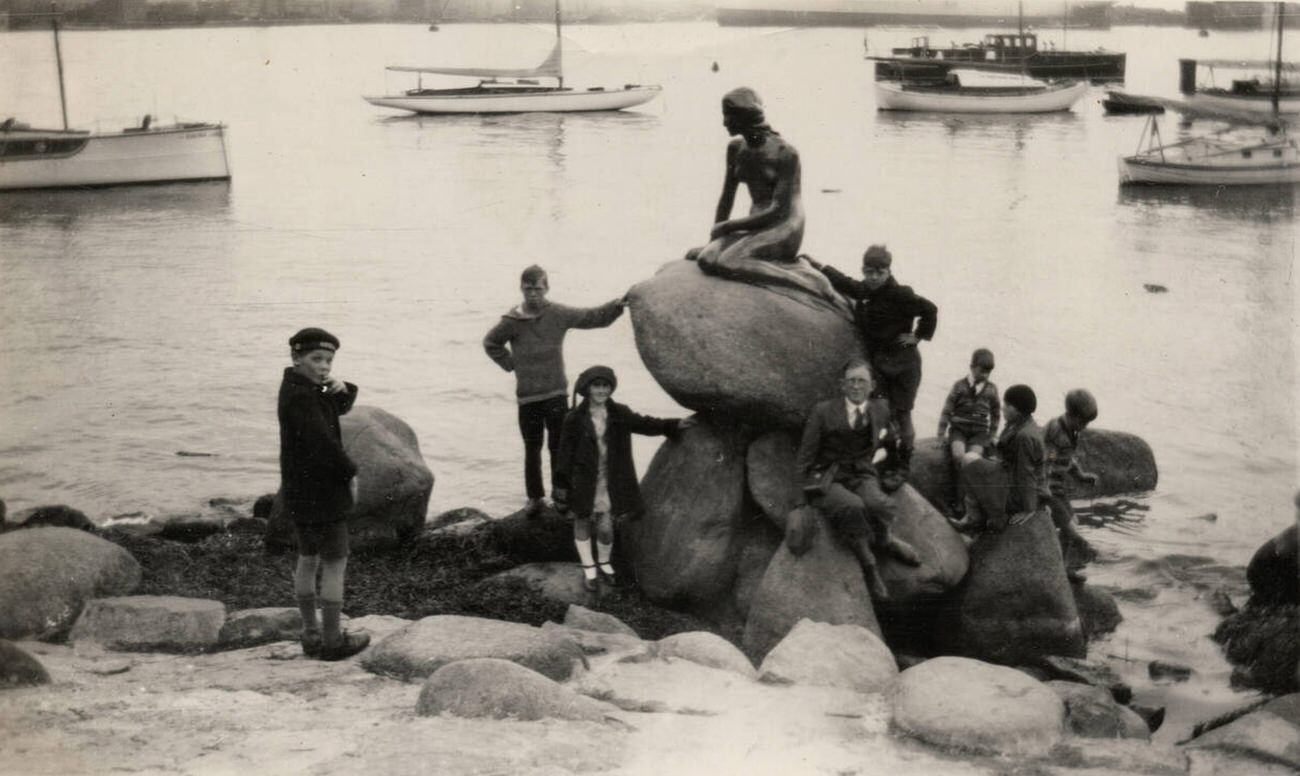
<box><xmin>820</xmin><ymin>268</ymin><xmax>938</xmax><ymax>355</ymax></box>
<box><xmin>554</xmin><ymin>399</ymin><xmax>679</xmax><ymax>519</ymax></box>
<box><xmin>795</xmin><ymin>397</ymin><xmax>895</xmax><ymax>489</ymax></box>
<box><xmin>997</xmin><ymin>415</ymin><xmax>1048</xmax><ymax>515</ymax></box>
<box><xmin>278</xmin><ymin>367</ymin><xmax>358</xmax><ymax>521</ymax></box>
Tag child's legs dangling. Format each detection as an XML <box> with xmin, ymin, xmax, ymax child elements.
<box><xmin>594</xmin><ymin>512</ymin><xmax>616</xmax><ymax>576</ymax></box>
<box><xmin>947</xmin><ymin>437</ymin><xmax>968</xmax><ymax>511</ymax></box>
<box><xmin>573</xmin><ymin>515</ymin><xmax>597</xmax><ymax>581</ymax></box>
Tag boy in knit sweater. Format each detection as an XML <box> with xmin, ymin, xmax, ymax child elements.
<box><xmin>936</xmin><ymin>348</ymin><xmax>1001</xmax><ymax>515</ymax></box>
<box><xmin>484</xmin><ymin>265</ymin><xmax>626</xmax><ymax>516</ymax></box>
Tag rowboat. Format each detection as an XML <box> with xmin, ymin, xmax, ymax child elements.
<box><xmin>363</xmin><ymin>0</ymin><xmax>660</xmax><ymax>115</ymax></box>
<box><xmin>0</xmin><ymin>15</ymin><xmax>229</xmax><ymax>191</ymax></box>
<box><xmin>874</xmin><ymin>70</ymin><xmax>1087</xmax><ymax>113</ymax></box>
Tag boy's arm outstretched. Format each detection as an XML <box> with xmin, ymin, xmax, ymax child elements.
<box><xmin>625</xmin><ymin>408</ymin><xmax>693</xmax><ymax>437</ymax></box>
<box><xmin>566</xmin><ymin>299</ymin><xmax>625</xmax><ymax>330</ymax></box>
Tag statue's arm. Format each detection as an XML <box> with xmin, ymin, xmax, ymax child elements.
<box><xmin>712</xmin><ymin>141</ymin><xmax>741</xmax><ymax>225</ymax></box>
<box><xmin>716</xmin><ymin>144</ymin><xmax>798</xmax><ymax>236</ymax></box>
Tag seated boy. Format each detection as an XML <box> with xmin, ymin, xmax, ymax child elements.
<box><xmin>795</xmin><ymin>358</ymin><xmax>922</xmax><ymax>601</ymax></box>
<box><xmin>1044</xmin><ymin>389</ymin><xmax>1101</xmax><ymax>582</ymax></box>
<box><xmin>936</xmin><ymin>348</ymin><xmax>1000</xmax><ymax>515</ymax></box>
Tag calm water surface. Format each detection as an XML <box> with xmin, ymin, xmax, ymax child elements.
<box><xmin>0</xmin><ymin>22</ymin><xmax>1295</xmax><ymax>739</ymax></box>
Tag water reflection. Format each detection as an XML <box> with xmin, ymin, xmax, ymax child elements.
<box><xmin>873</xmin><ymin>109</ymin><xmax>1081</xmax><ymax>143</ymax></box>
<box><xmin>1117</xmin><ymin>184</ymin><xmax>1297</xmax><ymax>223</ymax></box>
<box><xmin>0</xmin><ymin>181</ymin><xmax>231</xmax><ymax>228</ymax></box>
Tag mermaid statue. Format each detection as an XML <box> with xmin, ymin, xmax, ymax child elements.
<box><xmin>685</xmin><ymin>87</ymin><xmax>851</xmax><ymax>321</ymax></box>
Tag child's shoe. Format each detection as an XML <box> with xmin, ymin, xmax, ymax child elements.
<box><xmin>301</xmin><ymin>629</ymin><xmax>323</xmax><ymax>658</ymax></box>
<box><xmin>597</xmin><ymin>563</ymin><xmax>623</xmax><ymax>588</ymax></box>
<box><xmin>319</xmin><ymin>631</ymin><xmax>370</xmax><ymax>661</ymax></box>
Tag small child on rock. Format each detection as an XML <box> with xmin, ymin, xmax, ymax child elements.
<box><xmin>936</xmin><ymin>348</ymin><xmax>1001</xmax><ymax>515</ymax></box>
<box><xmin>552</xmin><ymin>366</ymin><xmax>694</xmax><ymax>592</ymax></box>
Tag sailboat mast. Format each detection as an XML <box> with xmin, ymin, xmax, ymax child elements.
<box><xmin>555</xmin><ymin>0</ymin><xmax>564</xmax><ymax>89</ymax></box>
<box><xmin>51</xmin><ymin>7</ymin><xmax>69</xmax><ymax>131</ymax></box>
<box><xmin>1273</xmin><ymin>1</ymin><xmax>1283</xmax><ymax>117</ymax></box>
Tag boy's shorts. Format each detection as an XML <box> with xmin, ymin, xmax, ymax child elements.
<box><xmin>947</xmin><ymin>424</ymin><xmax>993</xmax><ymax>450</ymax></box>
<box><xmin>293</xmin><ymin>519</ymin><xmax>349</xmax><ymax>560</ymax></box>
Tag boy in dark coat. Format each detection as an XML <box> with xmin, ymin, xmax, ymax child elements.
<box><xmin>954</xmin><ymin>384</ymin><xmax>1049</xmax><ymax>533</ymax></box>
<box><xmin>805</xmin><ymin>245</ymin><xmax>938</xmax><ymax>479</ymax></box>
<box><xmin>278</xmin><ymin>327</ymin><xmax>369</xmax><ymax>661</ymax></box>
<box><xmin>483</xmin><ymin>265</ymin><xmax>626</xmax><ymax>517</ymax></box>
<box><xmin>552</xmin><ymin>365</ymin><xmax>694</xmax><ymax>591</ymax></box>
<box><xmin>796</xmin><ymin>358</ymin><xmax>922</xmax><ymax>601</ymax></box>
<box><xmin>1044</xmin><ymin>389</ymin><xmax>1100</xmax><ymax>582</ymax></box>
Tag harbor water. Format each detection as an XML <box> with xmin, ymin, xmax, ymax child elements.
<box><xmin>0</xmin><ymin>21</ymin><xmax>1295</xmax><ymax>740</ymax></box>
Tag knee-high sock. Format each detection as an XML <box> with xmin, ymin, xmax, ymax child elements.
<box><xmin>574</xmin><ymin>538</ymin><xmax>597</xmax><ymax>578</ymax></box>
<box><xmin>295</xmin><ymin>555</ymin><xmax>320</xmax><ymax>631</ymax></box>
<box><xmin>596</xmin><ymin>540</ymin><xmax>615</xmax><ymax>572</ymax></box>
<box><xmin>320</xmin><ymin>557</ymin><xmax>347</xmax><ymax>603</ymax></box>
<box><xmin>321</xmin><ymin>599</ymin><xmax>343</xmax><ymax>644</ymax></box>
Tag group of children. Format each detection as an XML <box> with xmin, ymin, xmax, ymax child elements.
<box><xmin>277</xmin><ymin>250</ymin><xmax>1101</xmax><ymax>659</ymax></box>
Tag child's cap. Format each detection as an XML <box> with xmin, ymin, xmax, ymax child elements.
<box><xmin>520</xmin><ymin>264</ymin><xmax>548</xmax><ymax>285</ymax></box>
<box><xmin>862</xmin><ymin>244</ymin><xmax>892</xmax><ymax>269</ymax></box>
<box><xmin>1065</xmin><ymin>389</ymin><xmax>1099</xmax><ymax>422</ymax></box>
<box><xmin>575</xmin><ymin>365</ymin><xmax>617</xmax><ymax>397</ymax></box>
<box><xmin>289</xmin><ymin>327</ymin><xmax>340</xmax><ymax>353</ymax></box>
<box><xmin>1004</xmin><ymin>384</ymin><xmax>1037</xmax><ymax>415</ymax></box>
<box><xmin>971</xmin><ymin>348</ymin><xmax>995</xmax><ymax>370</ymax></box>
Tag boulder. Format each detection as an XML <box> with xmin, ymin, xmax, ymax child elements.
<box><xmin>218</xmin><ymin>607</ymin><xmax>304</xmax><ymax>649</ymax></box>
<box><xmin>0</xmin><ymin>527</ymin><xmax>141</xmax><ymax>640</ymax></box>
<box><xmin>746</xmin><ymin>430</ymin><xmax>800</xmax><ymax>525</ymax></box>
<box><xmin>1148</xmin><ymin>659</ymin><xmax>1193</xmax><ymax>682</ymax></box>
<box><xmin>488</xmin><ymin>508</ymin><xmax>573</xmax><ymax>565</ymax></box>
<box><xmin>476</xmin><ymin>563</ymin><xmax>597</xmax><ymax>607</ymax></box>
<box><xmin>1182</xmin><ymin>693</ymin><xmax>1300</xmax><ymax>772</ymax></box>
<box><xmin>1047</xmin><ymin>681</ymin><xmax>1149</xmax><ymax>740</ymax></box>
<box><xmin>1035</xmin><ymin>655</ymin><xmax>1132</xmax><ymax>704</ymax></box>
<box><xmin>628</xmin><ymin>420</ymin><xmax>752</xmax><ymax>609</ymax></box>
<box><xmin>416</xmin><ymin>658</ymin><xmax>613</xmax><ymax>722</ymax></box>
<box><xmin>361</xmin><ymin>615</ymin><xmax>586</xmax><ymax>682</ymax></box>
<box><xmin>888</xmin><ymin>656</ymin><xmax>1065</xmax><ymax>757</ymax></box>
<box><xmin>227</xmin><ymin>517</ymin><xmax>268</xmax><ymax>535</ymax></box>
<box><xmin>0</xmin><ymin>639</ymin><xmax>51</xmax><ymax>688</ymax></box>
<box><xmin>731</xmin><ymin>520</ymin><xmax>783</xmax><ymax>622</ymax></box>
<box><xmin>1246</xmin><ymin>524</ymin><xmax>1298</xmax><ymax>606</ymax></box>
<box><xmin>627</xmin><ymin>260</ymin><xmax>861</xmax><ymax>428</ymax></box>
<box><xmin>266</xmin><ymin>405</ymin><xmax>435</xmax><ymax>552</ymax></box>
<box><xmin>1213</xmin><ymin>603</ymin><xmax>1299</xmax><ymax>696</ymax></box>
<box><xmin>563</xmin><ymin>605</ymin><xmax>638</xmax><ymax>637</ymax></box>
<box><xmin>344</xmin><ymin>614</ymin><xmax>411</xmax><ymax>643</ymax></box>
<box><xmin>759</xmin><ymin>619</ymin><xmax>896</xmax><ymax>692</ymax></box>
<box><xmin>154</xmin><ymin>515</ymin><xmax>226</xmax><ymax>543</ymax></box>
<box><xmin>955</xmin><ymin>512</ymin><xmax>1086</xmax><ymax>664</ymax></box>
<box><xmin>69</xmin><ymin>596</ymin><xmax>225</xmax><ymax>653</ymax></box>
<box><xmin>429</xmin><ymin>507</ymin><xmax>492</xmax><ymax>532</ymax></box>
<box><xmin>656</xmin><ymin>631</ymin><xmax>756</xmax><ymax>678</ymax></box>
<box><xmin>1074</xmin><ymin>583</ymin><xmax>1123</xmax><ymax>640</ymax></box>
<box><xmin>906</xmin><ymin>430</ymin><xmax>1159</xmax><ymax>515</ymax></box>
<box><xmin>742</xmin><ymin>509</ymin><xmax>880</xmax><ymax>661</ymax></box>
<box><xmin>6</xmin><ymin>505</ymin><xmax>93</xmax><ymax>532</ymax></box>
<box><xmin>540</xmin><ymin>622</ymin><xmax>647</xmax><ymax>658</ymax></box>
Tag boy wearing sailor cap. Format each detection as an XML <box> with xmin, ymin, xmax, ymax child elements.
<box><xmin>278</xmin><ymin>327</ymin><xmax>369</xmax><ymax>661</ymax></box>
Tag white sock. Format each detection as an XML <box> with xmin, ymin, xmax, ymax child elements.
<box><xmin>596</xmin><ymin>541</ymin><xmax>615</xmax><ymax>573</ymax></box>
<box><xmin>575</xmin><ymin>539</ymin><xmax>597</xmax><ymax>578</ymax></box>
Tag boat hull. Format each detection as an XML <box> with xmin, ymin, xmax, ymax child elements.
<box><xmin>874</xmin><ymin>80</ymin><xmax>1087</xmax><ymax>113</ymax></box>
<box><xmin>1185</xmin><ymin>91</ymin><xmax>1300</xmax><ymax>116</ymax></box>
<box><xmin>874</xmin><ymin>54</ymin><xmax>1125</xmax><ymax>84</ymax></box>
<box><xmin>363</xmin><ymin>86</ymin><xmax>661</xmax><ymax>114</ymax></box>
<box><xmin>1118</xmin><ymin>134</ymin><xmax>1300</xmax><ymax>185</ymax></box>
<box><xmin>0</xmin><ymin>124</ymin><xmax>230</xmax><ymax>191</ymax></box>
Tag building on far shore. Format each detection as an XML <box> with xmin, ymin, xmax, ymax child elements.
<box><xmin>715</xmin><ymin>0</ymin><xmax>1116</xmax><ymax>28</ymax></box>
<box><xmin>1184</xmin><ymin>1</ymin><xmax>1299</xmax><ymax>29</ymax></box>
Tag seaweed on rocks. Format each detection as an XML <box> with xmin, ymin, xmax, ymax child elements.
<box><xmin>1212</xmin><ymin>602</ymin><xmax>1300</xmax><ymax>696</ymax></box>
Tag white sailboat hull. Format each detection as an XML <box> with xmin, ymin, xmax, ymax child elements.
<box><xmin>1117</xmin><ymin>134</ymin><xmax>1300</xmax><ymax>185</ymax></box>
<box><xmin>363</xmin><ymin>86</ymin><xmax>661</xmax><ymax>114</ymax></box>
<box><xmin>874</xmin><ymin>80</ymin><xmax>1087</xmax><ymax>113</ymax></box>
<box><xmin>1186</xmin><ymin>91</ymin><xmax>1300</xmax><ymax>117</ymax></box>
<box><xmin>0</xmin><ymin>124</ymin><xmax>230</xmax><ymax>190</ymax></box>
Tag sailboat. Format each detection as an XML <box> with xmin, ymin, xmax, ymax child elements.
<box><xmin>363</xmin><ymin>1</ymin><xmax>661</xmax><ymax>115</ymax></box>
<box><xmin>0</xmin><ymin>13</ymin><xmax>230</xmax><ymax>191</ymax></box>
<box><xmin>1117</xmin><ymin>2</ymin><xmax>1299</xmax><ymax>186</ymax></box>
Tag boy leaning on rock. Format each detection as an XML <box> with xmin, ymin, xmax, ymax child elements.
<box><xmin>483</xmin><ymin>265</ymin><xmax>626</xmax><ymax>517</ymax></box>
<box><xmin>1044</xmin><ymin>389</ymin><xmax>1101</xmax><ymax>582</ymax></box>
<box><xmin>805</xmin><ymin>245</ymin><xmax>937</xmax><ymax>484</ymax></box>
<box><xmin>278</xmin><ymin>327</ymin><xmax>369</xmax><ymax>661</ymax></box>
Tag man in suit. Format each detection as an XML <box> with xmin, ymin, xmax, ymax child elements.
<box><xmin>796</xmin><ymin>358</ymin><xmax>922</xmax><ymax>601</ymax></box>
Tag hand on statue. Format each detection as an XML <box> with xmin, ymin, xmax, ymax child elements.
<box><xmin>677</xmin><ymin>417</ymin><xmax>697</xmax><ymax>431</ymax></box>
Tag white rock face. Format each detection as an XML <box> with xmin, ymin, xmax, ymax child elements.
<box><xmin>657</xmin><ymin>631</ymin><xmax>756</xmax><ymax>678</ymax></box>
<box><xmin>887</xmin><ymin>656</ymin><xmax>1065</xmax><ymax>757</ymax></box>
<box><xmin>360</xmin><ymin>615</ymin><xmax>586</xmax><ymax>681</ymax></box>
<box><xmin>758</xmin><ymin>619</ymin><xmax>896</xmax><ymax>692</ymax></box>
<box><xmin>70</xmin><ymin>596</ymin><xmax>225</xmax><ymax>652</ymax></box>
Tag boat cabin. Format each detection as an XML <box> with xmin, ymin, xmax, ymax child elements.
<box><xmin>895</xmin><ymin>33</ymin><xmax>1040</xmax><ymax>60</ymax></box>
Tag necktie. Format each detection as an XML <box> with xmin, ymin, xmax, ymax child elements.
<box><xmin>853</xmin><ymin>407</ymin><xmax>865</xmax><ymax>430</ymax></box>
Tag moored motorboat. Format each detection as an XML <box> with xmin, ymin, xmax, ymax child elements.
<box><xmin>874</xmin><ymin>70</ymin><xmax>1087</xmax><ymax>113</ymax></box>
<box><xmin>0</xmin><ymin>14</ymin><xmax>230</xmax><ymax>191</ymax></box>
<box><xmin>1179</xmin><ymin>58</ymin><xmax>1300</xmax><ymax>116</ymax></box>
<box><xmin>1102</xmin><ymin>90</ymin><xmax>1165</xmax><ymax>115</ymax></box>
<box><xmin>872</xmin><ymin>32</ymin><xmax>1125</xmax><ymax>84</ymax></box>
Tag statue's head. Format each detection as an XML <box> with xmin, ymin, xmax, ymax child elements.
<box><xmin>722</xmin><ymin>87</ymin><xmax>766</xmax><ymax>135</ymax></box>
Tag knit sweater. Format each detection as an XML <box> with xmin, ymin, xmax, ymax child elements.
<box><xmin>483</xmin><ymin>299</ymin><xmax>623</xmax><ymax>404</ymax></box>
<box><xmin>939</xmin><ymin>376</ymin><xmax>1001</xmax><ymax>434</ymax></box>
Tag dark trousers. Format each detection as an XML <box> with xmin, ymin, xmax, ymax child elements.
<box><xmin>1047</xmin><ymin>493</ymin><xmax>1088</xmax><ymax>571</ymax></box>
<box><xmin>870</xmin><ymin>347</ymin><xmax>921</xmax><ymax>459</ymax></box>
<box><xmin>518</xmin><ymin>396</ymin><xmax>568</xmax><ymax>499</ymax></box>
<box><xmin>815</xmin><ymin>477</ymin><xmax>897</xmax><ymax>553</ymax></box>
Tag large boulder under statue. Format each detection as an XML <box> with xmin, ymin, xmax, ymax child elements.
<box><xmin>627</xmin><ymin>260</ymin><xmax>861</xmax><ymax>428</ymax></box>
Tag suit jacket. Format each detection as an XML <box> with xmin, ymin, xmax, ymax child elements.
<box><xmin>795</xmin><ymin>398</ymin><xmax>895</xmax><ymax>490</ymax></box>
